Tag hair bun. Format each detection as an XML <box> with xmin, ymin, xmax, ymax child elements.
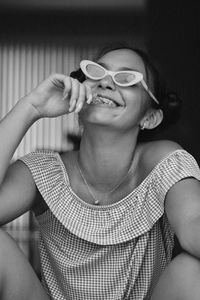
<box><xmin>167</xmin><ymin>92</ymin><xmax>182</xmax><ymax>108</ymax></box>
<box><xmin>161</xmin><ymin>92</ymin><xmax>182</xmax><ymax>127</ymax></box>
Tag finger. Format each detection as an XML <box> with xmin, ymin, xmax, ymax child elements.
<box><xmin>75</xmin><ymin>84</ymin><xmax>86</xmax><ymax>113</ymax></box>
<box><xmin>85</xmin><ymin>84</ymin><xmax>93</xmax><ymax>104</ymax></box>
<box><xmin>50</xmin><ymin>73</ymin><xmax>66</xmax><ymax>90</ymax></box>
<box><xmin>69</xmin><ymin>79</ymin><xmax>80</xmax><ymax>112</ymax></box>
<box><xmin>62</xmin><ymin>76</ymin><xmax>72</xmax><ymax>99</ymax></box>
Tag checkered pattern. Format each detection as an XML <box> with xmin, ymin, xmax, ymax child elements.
<box><xmin>20</xmin><ymin>149</ymin><xmax>200</xmax><ymax>300</ymax></box>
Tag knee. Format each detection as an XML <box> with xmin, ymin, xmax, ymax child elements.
<box><xmin>151</xmin><ymin>252</ymin><xmax>200</xmax><ymax>300</ymax></box>
<box><xmin>168</xmin><ymin>252</ymin><xmax>200</xmax><ymax>298</ymax></box>
<box><xmin>172</xmin><ymin>252</ymin><xmax>200</xmax><ymax>277</ymax></box>
<box><xmin>0</xmin><ymin>229</ymin><xmax>13</xmax><ymax>289</ymax></box>
<box><xmin>0</xmin><ymin>229</ymin><xmax>18</xmax><ymax>265</ymax></box>
<box><xmin>0</xmin><ymin>229</ymin><xmax>24</xmax><ymax>289</ymax></box>
<box><xmin>0</xmin><ymin>229</ymin><xmax>10</xmax><ymax>257</ymax></box>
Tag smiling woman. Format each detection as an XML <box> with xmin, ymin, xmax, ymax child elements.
<box><xmin>0</xmin><ymin>42</ymin><xmax>200</xmax><ymax>300</ymax></box>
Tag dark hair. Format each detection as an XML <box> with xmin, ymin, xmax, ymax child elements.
<box><xmin>70</xmin><ymin>42</ymin><xmax>182</xmax><ymax>134</ymax></box>
<box><xmin>126</xmin><ymin>46</ymin><xmax>182</xmax><ymax>130</ymax></box>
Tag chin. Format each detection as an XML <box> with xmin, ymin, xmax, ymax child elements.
<box><xmin>80</xmin><ymin>104</ymin><xmax>122</xmax><ymax>125</ymax></box>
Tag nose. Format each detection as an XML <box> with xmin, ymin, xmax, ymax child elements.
<box><xmin>99</xmin><ymin>75</ymin><xmax>116</xmax><ymax>90</ymax></box>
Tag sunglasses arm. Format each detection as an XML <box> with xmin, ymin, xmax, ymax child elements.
<box><xmin>141</xmin><ymin>80</ymin><xmax>159</xmax><ymax>104</ymax></box>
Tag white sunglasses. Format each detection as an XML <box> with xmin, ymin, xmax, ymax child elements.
<box><xmin>80</xmin><ymin>60</ymin><xmax>159</xmax><ymax>104</ymax></box>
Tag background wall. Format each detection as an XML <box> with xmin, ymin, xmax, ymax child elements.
<box><xmin>0</xmin><ymin>0</ymin><xmax>199</xmax><ymax>272</ymax></box>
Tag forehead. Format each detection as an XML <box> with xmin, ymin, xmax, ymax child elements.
<box><xmin>97</xmin><ymin>49</ymin><xmax>146</xmax><ymax>75</ymax></box>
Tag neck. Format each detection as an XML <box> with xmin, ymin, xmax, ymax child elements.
<box><xmin>78</xmin><ymin>124</ymin><xmax>139</xmax><ymax>191</ymax></box>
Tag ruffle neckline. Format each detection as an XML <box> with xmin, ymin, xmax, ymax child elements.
<box><xmin>20</xmin><ymin>149</ymin><xmax>200</xmax><ymax>245</ymax></box>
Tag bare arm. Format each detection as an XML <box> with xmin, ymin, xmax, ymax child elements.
<box><xmin>0</xmin><ymin>74</ymin><xmax>92</xmax><ymax>225</ymax></box>
<box><xmin>165</xmin><ymin>178</ymin><xmax>200</xmax><ymax>259</ymax></box>
<box><xmin>0</xmin><ymin>98</ymin><xmax>37</xmax><ymax>184</ymax></box>
<box><xmin>0</xmin><ymin>160</ymin><xmax>38</xmax><ymax>226</ymax></box>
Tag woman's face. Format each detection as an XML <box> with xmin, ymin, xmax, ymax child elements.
<box><xmin>80</xmin><ymin>48</ymin><xmax>151</xmax><ymax>132</ymax></box>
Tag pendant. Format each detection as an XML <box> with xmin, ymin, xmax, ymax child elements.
<box><xmin>94</xmin><ymin>199</ymin><xmax>99</xmax><ymax>205</ymax></box>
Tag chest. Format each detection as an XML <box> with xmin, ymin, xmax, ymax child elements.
<box><xmin>62</xmin><ymin>151</ymin><xmax>150</xmax><ymax>206</ymax></box>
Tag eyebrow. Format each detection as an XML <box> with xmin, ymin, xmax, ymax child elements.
<box><xmin>97</xmin><ymin>61</ymin><xmax>140</xmax><ymax>72</ymax></box>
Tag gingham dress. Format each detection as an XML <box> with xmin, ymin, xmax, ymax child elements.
<box><xmin>20</xmin><ymin>149</ymin><xmax>200</xmax><ymax>300</ymax></box>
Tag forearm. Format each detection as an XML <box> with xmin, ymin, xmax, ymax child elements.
<box><xmin>0</xmin><ymin>96</ymin><xmax>38</xmax><ymax>184</ymax></box>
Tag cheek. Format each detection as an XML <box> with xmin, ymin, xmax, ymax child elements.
<box><xmin>121</xmin><ymin>87</ymin><xmax>143</xmax><ymax>107</ymax></box>
<box><xmin>122</xmin><ymin>89</ymin><xmax>148</xmax><ymax>117</ymax></box>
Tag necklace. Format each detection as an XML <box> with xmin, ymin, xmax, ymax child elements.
<box><xmin>77</xmin><ymin>157</ymin><xmax>134</xmax><ymax>205</ymax></box>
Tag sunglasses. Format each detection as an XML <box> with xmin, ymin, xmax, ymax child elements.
<box><xmin>80</xmin><ymin>60</ymin><xmax>159</xmax><ymax>104</ymax></box>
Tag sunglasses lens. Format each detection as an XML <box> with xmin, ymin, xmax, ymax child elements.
<box><xmin>86</xmin><ymin>63</ymin><xmax>105</xmax><ymax>78</ymax></box>
<box><xmin>114</xmin><ymin>73</ymin><xmax>137</xmax><ymax>85</ymax></box>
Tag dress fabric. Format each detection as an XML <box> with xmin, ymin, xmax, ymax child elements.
<box><xmin>19</xmin><ymin>149</ymin><xmax>200</xmax><ymax>300</ymax></box>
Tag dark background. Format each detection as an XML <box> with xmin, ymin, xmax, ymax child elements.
<box><xmin>147</xmin><ymin>1</ymin><xmax>200</xmax><ymax>162</ymax></box>
<box><xmin>0</xmin><ymin>0</ymin><xmax>200</xmax><ymax>162</ymax></box>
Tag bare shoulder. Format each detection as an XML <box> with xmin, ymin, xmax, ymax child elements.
<box><xmin>8</xmin><ymin>159</ymin><xmax>35</xmax><ymax>185</ymax></box>
<box><xmin>0</xmin><ymin>159</ymin><xmax>38</xmax><ymax>225</ymax></box>
<box><xmin>138</xmin><ymin>140</ymin><xmax>183</xmax><ymax>173</ymax></box>
<box><xmin>9</xmin><ymin>159</ymin><xmax>38</xmax><ymax>201</ymax></box>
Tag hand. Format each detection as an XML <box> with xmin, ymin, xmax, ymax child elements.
<box><xmin>26</xmin><ymin>73</ymin><xmax>93</xmax><ymax>119</ymax></box>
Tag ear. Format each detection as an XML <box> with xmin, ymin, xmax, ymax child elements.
<box><xmin>140</xmin><ymin>109</ymin><xmax>163</xmax><ymax>130</ymax></box>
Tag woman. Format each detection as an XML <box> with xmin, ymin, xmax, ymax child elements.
<box><xmin>0</xmin><ymin>44</ymin><xmax>200</xmax><ymax>300</ymax></box>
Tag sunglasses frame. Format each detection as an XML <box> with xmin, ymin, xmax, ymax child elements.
<box><xmin>80</xmin><ymin>60</ymin><xmax>159</xmax><ymax>104</ymax></box>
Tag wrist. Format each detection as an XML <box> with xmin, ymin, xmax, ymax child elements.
<box><xmin>17</xmin><ymin>95</ymin><xmax>41</xmax><ymax>123</ymax></box>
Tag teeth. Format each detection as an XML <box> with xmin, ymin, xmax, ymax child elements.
<box><xmin>92</xmin><ymin>96</ymin><xmax>117</xmax><ymax>107</ymax></box>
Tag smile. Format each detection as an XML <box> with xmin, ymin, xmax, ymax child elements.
<box><xmin>91</xmin><ymin>95</ymin><xmax>121</xmax><ymax>108</ymax></box>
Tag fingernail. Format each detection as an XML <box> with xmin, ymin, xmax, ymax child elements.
<box><xmin>62</xmin><ymin>91</ymin><xmax>68</xmax><ymax>100</ymax></box>
<box><xmin>75</xmin><ymin>103</ymin><xmax>82</xmax><ymax>113</ymax></box>
<box><xmin>69</xmin><ymin>102</ymin><xmax>75</xmax><ymax>112</ymax></box>
<box><xmin>87</xmin><ymin>94</ymin><xmax>93</xmax><ymax>104</ymax></box>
